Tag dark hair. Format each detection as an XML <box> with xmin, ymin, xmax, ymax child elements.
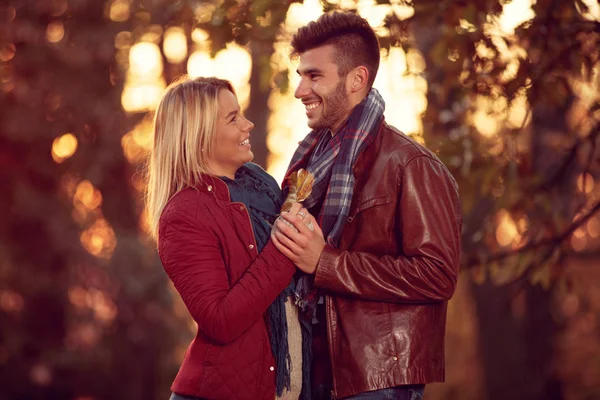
<box><xmin>291</xmin><ymin>12</ymin><xmax>380</xmax><ymax>88</ymax></box>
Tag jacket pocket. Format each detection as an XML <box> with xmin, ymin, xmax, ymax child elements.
<box><xmin>347</xmin><ymin>195</ymin><xmax>391</xmax><ymax>222</ymax></box>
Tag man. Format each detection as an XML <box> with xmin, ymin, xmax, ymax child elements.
<box><xmin>272</xmin><ymin>11</ymin><xmax>462</xmax><ymax>400</ymax></box>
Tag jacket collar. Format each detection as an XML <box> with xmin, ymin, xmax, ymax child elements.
<box><xmin>194</xmin><ymin>174</ymin><xmax>231</xmax><ymax>202</ymax></box>
<box><xmin>352</xmin><ymin>119</ymin><xmax>385</xmax><ymax>175</ymax></box>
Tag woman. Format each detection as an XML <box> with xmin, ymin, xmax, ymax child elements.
<box><xmin>146</xmin><ymin>76</ymin><xmax>313</xmax><ymax>400</ymax></box>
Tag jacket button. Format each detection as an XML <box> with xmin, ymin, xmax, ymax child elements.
<box><xmin>207</xmin><ymin>185</ymin><xmax>212</xmax><ymax>192</ymax></box>
<box><xmin>392</xmin><ymin>356</ymin><xmax>398</xmax><ymax>361</ymax></box>
<box><xmin>248</xmin><ymin>244</ymin><xmax>254</xmax><ymax>250</ymax></box>
<box><xmin>269</xmin><ymin>366</ymin><xmax>274</xmax><ymax>371</ymax></box>
<box><xmin>239</xmin><ymin>206</ymin><xmax>244</xmax><ymax>211</ymax></box>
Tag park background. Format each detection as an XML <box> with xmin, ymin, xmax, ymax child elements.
<box><xmin>1</xmin><ymin>0</ymin><xmax>600</xmax><ymax>399</ymax></box>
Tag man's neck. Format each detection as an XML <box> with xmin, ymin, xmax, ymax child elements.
<box><xmin>331</xmin><ymin>93</ymin><xmax>369</xmax><ymax>135</ymax></box>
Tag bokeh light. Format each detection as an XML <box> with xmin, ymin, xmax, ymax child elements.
<box><xmin>187</xmin><ymin>44</ymin><xmax>251</xmax><ymax>110</ymax></box>
<box><xmin>498</xmin><ymin>0</ymin><xmax>535</xmax><ymax>34</ymax></box>
<box><xmin>51</xmin><ymin>133</ymin><xmax>78</xmax><ymax>163</ymax></box>
<box><xmin>163</xmin><ymin>27</ymin><xmax>187</xmax><ymax>64</ymax></box>
<box><xmin>108</xmin><ymin>0</ymin><xmax>130</xmax><ymax>22</ymax></box>
<box><xmin>46</xmin><ymin>21</ymin><xmax>65</xmax><ymax>43</ymax></box>
<box><xmin>495</xmin><ymin>209</ymin><xmax>522</xmax><ymax>247</ymax></box>
<box><xmin>80</xmin><ymin>219</ymin><xmax>117</xmax><ymax>259</ymax></box>
<box><xmin>577</xmin><ymin>173</ymin><xmax>595</xmax><ymax>194</ymax></box>
<box><xmin>122</xmin><ymin>41</ymin><xmax>166</xmax><ymax>112</ymax></box>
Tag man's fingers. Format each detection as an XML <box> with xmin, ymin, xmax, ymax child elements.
<box><xmin>276</xmin><ymin>216</ymin><xmax>304</xmax><ymax>241</ymax></box>
<box><xmin>275</xmin><ymin>228</ymin><xmax>302</xmax><ymax>258</ymax></box>
<box><xmin>280</xmin><ymin>211</ymin><xmax>311</xmax><ymax>235</ymax></box>
<box><xmin>271</xmin><ymin>235</ymin><xmax>295</xmax><ymax>262</ymax></box>
<box><xmin>274</xmin><ymin>220</ymin><xmax>305</xmax><ymax>254</ymax></box>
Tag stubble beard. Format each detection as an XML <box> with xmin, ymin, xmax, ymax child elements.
<box><xmin>310</xmin><ymin>80</ymin><xmax>349</xmax><ymax>132</ymax></box>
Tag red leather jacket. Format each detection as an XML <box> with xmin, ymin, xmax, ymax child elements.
<box><xmin>294</xmin><ymin>122</ymin><xmax>462</xmax><ymax>398</ymax></box>
<box><xmin>158</xmin><ymin>165</ymin><xmax>295</xmax><ymax>400</ymax></box>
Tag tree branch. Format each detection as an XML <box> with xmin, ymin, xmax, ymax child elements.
<box><xmin>463</xmin><ymin>201</ymin><xmax>600</xmax><ymax>268</ymax></box>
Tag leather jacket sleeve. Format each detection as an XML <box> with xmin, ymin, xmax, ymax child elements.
<box><xmin>158</xmin><ymin>207</ymin><xmax>295</xmax><ymax>345</ymax></box>
<box><xmin>314</xmin><ymin>156</ymin><xmax>461</xmax><ymax>303</ymax></box>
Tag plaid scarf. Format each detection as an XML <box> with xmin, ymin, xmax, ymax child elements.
<box><xmin>284</xmin><ymin>89</ymin><xmax>385</xmax><ymax>324</ymax></box>
<box><xmin>286</xmin><ymin>88</ymin><xmax>385</xmax><ymax>246</ymax></box>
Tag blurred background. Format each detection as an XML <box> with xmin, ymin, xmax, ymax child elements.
<box><xmin>1</xmin><ymin>0</ymin><xmax>600</xmax><ymax>399</ymax></box>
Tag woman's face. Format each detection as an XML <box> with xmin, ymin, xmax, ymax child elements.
<box><xmin>206</xmin><ymin>89</ymin><xmax>254</xmax><ymax>179</ymax></box>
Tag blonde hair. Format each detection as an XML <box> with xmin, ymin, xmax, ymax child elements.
<box><xmin>145</xmin><ymin>76</ymin><xmax>235</xmax><ymax>240</ymax></box>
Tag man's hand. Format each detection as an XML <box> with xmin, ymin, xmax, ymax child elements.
<box><xmin>271</xmin><ymin>204</ymin><xmax>325</xmax><ymax>274</ymax></box>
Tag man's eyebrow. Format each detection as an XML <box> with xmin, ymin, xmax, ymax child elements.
<box><xmin>296</xmin><ymin>68</ymin><xmax>323</xmax><ymax>76</ymax></box>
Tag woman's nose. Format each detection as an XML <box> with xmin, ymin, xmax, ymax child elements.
<box><xmin>244</xmin><ymin>117</ymin><xmax>254</xmax><ymax>131</ymax></box>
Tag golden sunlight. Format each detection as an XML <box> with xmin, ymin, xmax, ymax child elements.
<box><xmin>122</xmin><ymin>119</ymin><xmax>153</xmax><ymax>164</ymax></box>
<box><xmin>187</xmin><ymin>51</ymin><xmax>214</xmax><ymax>76</ymax></box>
<box><xmin>129</xmin><ymin>42</ymin><xmax>163</xmax><ymax>80</ymax></box>
<box><xmin>571</xmin><ymin>234</ymin><xmax>587</xmax><ymax>252</ymax></box>
<box><xmin>472</xmin><ymin>95</ymin><xmax>505</xmax><ymax>138</ymax></box>
<box><xmin>391</xmin><ymin>2</ymin><xmax>415</xmax><ymax>20</ymax></box>
<box><xmin>495</xmin><ymin>209</ymin><xmax>522</xmax><ymax>247</ymax></box>
<box><xmin>498</xmin><ymin>0</ymin><xmax>535</xmax><ymax>35</ymax></box>
<box><xmin>507</xmin><ymin>91</ymin><xmax>530</xmax><ymax>129</ymax></box>
<box><xmin>122</xmin><ymin>41</ymin><xmax>166</xmax><ymax>112</ymax></box>
<box><xmin>187</xmin><ymin>44</ymin><xmax>251</xmax><ymax>110</ymax></box>
<box><xmin>74</xmin><ymin>180</ymin><xmax>103</xmax><ymax>211</ymax></box>
<box><xmin>121</xmin><ymin>83</ymin><xmax>165</xmax><ymax>113</ymax></box>
<box><xmin>109</xmin><ymin>0</ymin><xmax>130</xmax><ymax>22</ymax></box>
<box><xmin>88</xmin><ymin>288</ymin><xmax>117</xmax><ymax>324</ymax></box>
<box><xmin>284</xmin><ymin>0</ymin><xmax>324</xmax><ymax>33</ymax></box>
<box><xmin>581</xmin><ymin>0</ymin><xmax>600</xmax><ymax>21</ymax></box>
<box><xmin>357</xmin><ymin>1</ymin><xmax>390</xmax><ymax>30</ymax></box>
<box><xmin>191</xmin><ymin>28</ymin><xmax>209</xmax><ymax>45</ymax></box>
<box><xmin>51</xmin><ymin>133</ymin><xmax>78</xmax><ymax>163</ymax></box>
<box><xmin>577</xmin><ymin>172</ymin><xmax>595</xmax><ymax>194</ymax></box>
<box><xmin>46</xmin><ymin>21</ymin><xmax>64</xmax><ymax>43</ymax></box>
<box><xmin>587</xmin><ymin>215</ymin><xmax>600</xmax><ymax>238</ymax></box>
<box><xmin>68</xmin><ymin>286</ymin><xmax>87</xmax><ymax>309</ymax></box>
<box><xmin>0</xmin><ymin>43</ymin><xmax>16</xmax><ymax>62</ymax></box>
<box><xmin>163</xmin><ymin>27</ymin><xmax>187</xmax><ymax>64</ymax></box>
<box><xmin>68</xmin><ymin>286</ymin><xmax>116</xmax><ymax>324</ymax></box>
<box><xmin>80</xmin><ymin>219</ymin><xmax>117</xmax><ymax>259</ymax></box>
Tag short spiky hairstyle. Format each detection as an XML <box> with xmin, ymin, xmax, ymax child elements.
<box><xmin>291</xmin><ymin>12</ymin><xmax>380</xmax><ymax>88</ymax></box>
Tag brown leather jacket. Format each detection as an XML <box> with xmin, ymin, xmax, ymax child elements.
<box><xmin>314</xmin><ymin>122</ymin><xmax>462</xmax><ymax>398</ymax></box>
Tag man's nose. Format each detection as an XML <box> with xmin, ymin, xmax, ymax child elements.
<box><xmin>294</xmin><ymin>79</ymin><xmax>310</xmax><ymax>99</ymax></box>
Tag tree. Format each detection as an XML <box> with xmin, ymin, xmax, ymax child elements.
<box><xmin>1</xmin><ymin>0</ymin><xmax>186</xmax><ymax>398</ymax></box>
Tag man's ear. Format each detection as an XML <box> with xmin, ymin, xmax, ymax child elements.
<box><xmin>349</xmin><ymin>66</ymin><xmax>369</xmax><ymax>93</ymax></box>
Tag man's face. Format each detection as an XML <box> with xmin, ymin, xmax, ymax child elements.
<box><xmin>294</xmin><ymin>44</ymin><xmax>351</xmax><ymax>132</ymax></box>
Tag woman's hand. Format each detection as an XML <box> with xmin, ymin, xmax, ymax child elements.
<box><xmin>271</xmin><ymin>203</ymin><xmax>325</xmax><ymax>274</ymax></box>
